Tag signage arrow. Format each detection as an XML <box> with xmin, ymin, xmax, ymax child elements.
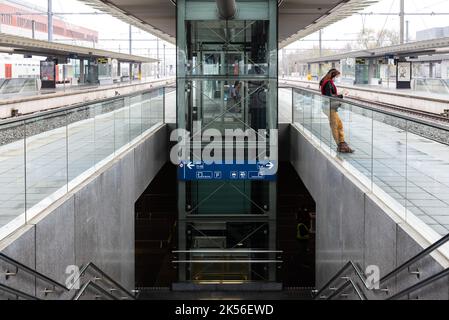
<box><xmin>266</xmin><ymin>162</ymin><xmax>274</xmax><ymax>170</ymax></box>
<box><xmin>187</xmin><ymin>162</ymin><xmax>195</xmax><ymax>170</ymax></box>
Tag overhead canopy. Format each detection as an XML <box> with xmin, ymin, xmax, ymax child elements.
<box><xmin>296</xmin><ymin>37</ymin><xmax>449</xmax><ymax>64</ymax></box>
<box><xmin>79</xmin><ymin>0</ymin><xmax>379</xmax><ymax>48</ymax></box>
<box><xmin>0</xmin><ymin>32</ymin><xmax>157</xmax><ymax>63</ymax></box>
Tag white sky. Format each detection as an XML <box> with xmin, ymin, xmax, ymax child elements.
<box><xmin>7</xmin><ymin>0</ymin><xmax>449</xmax><ymax>58</ymax></box>
<box><xmin>17</xmin><ymin>0</ymin><xmax>176</xmax><ymax>66</ymax></box>
<box><xmin>286</xmin><ymin>0</ymin><xmax>449</xmax><ymax>51</ymax></box>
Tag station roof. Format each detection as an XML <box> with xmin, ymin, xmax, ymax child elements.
<box><xmin>0</xmin><ymin>33</ymin><xmax>157</xmax><ymax>63</ymax></box>
<box><xmin>297</xmin><ymin>37</ymin><xmax>449</xmax><ymax>64</ymax></box>
<box><xmin>79</xmin><ymin>0</ymin><xmax>378</xmax><ymax>48</ymax></box>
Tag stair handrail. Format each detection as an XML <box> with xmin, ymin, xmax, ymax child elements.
<box><xmin>0</xmin><ymin>252</ymin><xmax>135</xmax><ymax>299</ymax></box>
<box><xmin>0</xmin><ymin>252</ymin><xmax>67</xmax><ymax>293</ymax></box>
<box><xmin>314</xmin><ymin>261</ymin><xmax>368</xmax><ymax>299</ymax></box>
<box><xmin>0</xmin><ymin>283</ymin><xmax>40</xmax><ymax>300</ymax></box>
<box><xmin>69</xmin><ymin>262</ymin><xmax>135</xmax><ymax>299</ymax></box>
<box><xmin>388</xmin><ymin>267</ymin><xmax>449</xmax><ymax>300</ymax></box>
<box><xmin>315</xmin><ymin>233</ymin><xmax>449</xmax><ymax>299</ymax></box>
<box><xmin>73</xmin><ymin>280</ymin><xmax>117</xmax><ymax>300</ymax></box>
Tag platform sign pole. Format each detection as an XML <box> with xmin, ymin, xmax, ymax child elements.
<box><xmin>129</xmin><ymin>25</ymin><xmax>133</xmax><ymax>82</ymax></box>
<box><xmin>47</xmin><ymin>0</ymin><xmax>53</xmax><ymax>42</ymax></box>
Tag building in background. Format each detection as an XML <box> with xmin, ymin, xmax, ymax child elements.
<box><xmin>416</xmin><ymin>26</ymin><xmax>449</xmax><ymax>42</ymax></box>
<box><xmin>0</xmin><ymin>0</ymin><xmax>100</xmax><ymax>81</ymax></box>
<box><xmin>0</xmin><ymin>0</ymin><xmax>99</xmax><ymax>45</ymax></box>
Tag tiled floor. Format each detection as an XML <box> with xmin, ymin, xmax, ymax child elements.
<box><xmin>295</xmin><ymin>93</ymin><xmax>449</xmax><ymax>236</ymax></box>
<box><xmin>0</xmin><ymin>91</ymin><xmax>175</xmax><ymax>231</ymax></box>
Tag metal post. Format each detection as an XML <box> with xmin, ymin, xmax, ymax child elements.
<box><xmin>319</xmin><ymin>29</ymin><xmax>323</xmax><ymax>77</ymax></box>
<box><xmin>406</xmin><ymin>20</ymin><xmax>410</xmax><ymax>43</ymax></box>
<box><xmin>163</xmin><ymin>43</ymin><xmax>166</xmax><ymax>77</ymax></box>
<box><xmin>400</xmin><ymin>0</ymin><xmax>405</xmax><ymax>44</ymax></box>
<box><xmin>157</xmin><ymin>38</ymin><xmax>160</xmax><ymax>79</ymax></box>
<box><xmin>319</xmin><ymin>29</ymin><xmax>323</xmax><ymax>57</ymax></box>
<box><xmin>63</xmin><ymin>65</ymin><xmax>66</xmax><ymax>91</ymax></box>
<box><xmin>282</xmin><ymin>49</ymin><xmax>286</xmax><ymax>77</ymax></box>
<box><xmin>79</xmin><ymin>59</ymin><xmax>85</xmax><ymax>84</ymax></box>
<box><xmin>32</xmin><ymin>20</ymin><xmax>36</xmax><ymax>39</ymax></box>
<box><xmin>47</xmin><ymin>0</ymin><xmax>53</xmax><ymax>42</ymax></box>
<box><xmin>129</xmin><ymin>24</ymin><xmax>133</xmax><ymax>82</ymax></box>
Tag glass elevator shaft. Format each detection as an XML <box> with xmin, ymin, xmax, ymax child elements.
<box><xmin>175</xmin><ymin>0</ymin><xmax>279</xmax><ymax>285</ymax></box>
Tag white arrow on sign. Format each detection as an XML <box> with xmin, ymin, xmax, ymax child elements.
<box><xmin>187</xmin><ymin>162</ymin><xmax>195</xmax><ymax>170</ymax></box>
<box><xmin>266</xmin><ymin>162</ymin><xmax>274</xmax><ymax>170</ymax></box>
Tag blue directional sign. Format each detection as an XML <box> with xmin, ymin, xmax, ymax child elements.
<box><xmin>178</xmin><ymin>161</ymin><xmax>277</xmax><ymax>181</ymax></box>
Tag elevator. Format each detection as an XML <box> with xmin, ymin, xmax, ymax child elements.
<box><xmin>174</xmin><ymin>0</ymin><xmax>279</xmax><ymax>287</ymax></box>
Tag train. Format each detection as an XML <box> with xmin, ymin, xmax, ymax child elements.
<box><xmin>0</xmin><ymin>55</ymin><xmax>41</xmax><ymax>79</ymax></box>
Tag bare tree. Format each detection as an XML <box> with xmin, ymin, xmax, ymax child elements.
<box><xmin>356</xmin><ymin>28</ymin><xmax>400</xmax><ymax>50</ymax></box>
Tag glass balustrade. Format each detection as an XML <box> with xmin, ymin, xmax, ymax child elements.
<box><xmin>291</xmin><ymin>86</ymin><xmax>449</xmax><ymax>247</ymax></box>
<box><xmin>0</xmin><ymin>87</ymin><xmax>170</xmax><ymax>239</ymax></box>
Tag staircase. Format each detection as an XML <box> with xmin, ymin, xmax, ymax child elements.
<box><xmin>0</xmin><ymin>253</ymin><xmax>136</xmax><ymax>300</ymax></box>
<box><xmin>314</xmin><ymin>233</ymin><xmax>449</xmax><ymax>300</ymax></box>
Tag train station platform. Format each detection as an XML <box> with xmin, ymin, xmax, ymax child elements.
<box><xmin>2</xmin><ymin>0</ymin><xmax>449</xmax><ymax>303</ymax></box>
<box><xmin>286</xmin><ymin>87</ymin><xmax>449</xmax><ymax>238</ymax></box>
<box><xmin>1</xmin><ymin>85</ymin><xmax>449</xmax><ymax>249</ymax></box>
<box><xmin>0</xmin><ymin>77</ymin><xmax>175</xmax><ymax>119</ymax></box>
<box><xmin>283</xmin><ymin>77</ymin><xmax>449</xmax><ymax>115</ymax></box>
<box><xmin>0</xmin><ymin>87</ymin><xmax>176</xmax><ymax>237</ymax></box>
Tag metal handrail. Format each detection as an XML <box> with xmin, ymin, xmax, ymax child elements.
<box><xmin>173</xmin><ymin>250</ymin><xmax>283</xmax><ymax>253</ymax></box>
<box><xmin>388</xmin><ymin>267</ymin><xmax>449</xmax><ymax>300</ymax></box>
<box><xmin>314</xmin><ymin>261</ymin><xmax>367</xmax><ymax>299</ymax></box>
<box><xmin>327</xmin><ymin>278</ymin><xmax>367</xmax><ymax>301</ymax></box>
<box><xmin>0</xmin><ymin>252</ymin><xmax>67</xmax><ymax>292</ymax></box>
<box><xmin>73</xmin><ymin>280</ymin><xmax>117</xmax><ymax>301</ymax></box>
<box><xmin>315</xmin><ymin>233</ymin><xmax>449</xmax><ymax>300</ymax></box>
<box><xmin>69</xmin><ymin>262</ymin><xmax>135</xmax><ymax>300</ymax></box>
<box><xmin>290</xmin><ymin>86</ymin><xmax>449</xmax><ymax>132</ymax></box>
<box><xmin>0</xmin><ymin>81</ymin><xmax>172</xmax><ymax>126</ymax></box>
<box><xmin>0</xmin><ymin>283</ymin><xmax>40</xmax><ymax>300</ymax></box>
<box><xmin>0</xmin><ymin>252</ymin><xmax>135</xmax><ymax>299</ymax></box>
<box><xmin>380</xmin><ymin>233</ymin><xmax>449</xmax><ymax>285</ymax></box>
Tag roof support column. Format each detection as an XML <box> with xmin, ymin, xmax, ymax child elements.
<box><xmin>79</xmin><ymin>59</ymin><xmax>85</xmax><ymax>84</ymax></box>
<box><xmin>129</xmin><ymin>24</ymin><xmax>133</xmax><ymax>82</ymax></box>
<box><xmin>400</xmin><ymin>0</ymin><xmax>405</xmax><ymax>44</ymax></box>
<box><xmin>47</xmin><ymin>0</ymin><xmax>53</xmax><ymax>42</ymax></box>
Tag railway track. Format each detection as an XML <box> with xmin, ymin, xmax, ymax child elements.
<box><xmin>281</xmin><ymin>79</ymin><xmax>449</xmax><ymax>127</ymax></box>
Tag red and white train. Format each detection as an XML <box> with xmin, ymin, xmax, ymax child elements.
<box><xmin>0</xmin><ymin>55</ymin><xmax>75</xmax><ymax>84</ymax></box>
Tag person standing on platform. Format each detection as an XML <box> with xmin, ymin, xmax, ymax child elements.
<box><xmin>319</xmin><ymin>69</ymin><xmax>354</xmax><ymax>154</ymax></box>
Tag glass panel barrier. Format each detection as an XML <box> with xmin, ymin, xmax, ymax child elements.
<box><xmin>130</xmin><ymin>94</ymin><xmax>143</xmax><ymax>140</ymax></box>
<box><xmin>25</xmin><ymin>111</ymin><xmax>68</xmax><ymax>220</ymax></box>
<box><xmin>67</xmin><ymin>104</ymin><xmax>96</xmax><ymax>189</ymax></box>
<box><xmin>406</xmin><ymin>122</ymin><xmax>449</xmax><ymax>236</ymax></box>
<box><xmin>114</xmin><ymin>97</ymin><xmax>131</xmax><ymax>152</ymax></box>
<box><xmin>94</xmin><ymin>100</ymin><xmax>115</xmax><ymax>165</ymax></box>
<box><xmin>290</xmin><ymin>86</ymin><xmax>448</xmax><ymax>246</ymax></box>
<box><xmin>142</xmin><ymin>92</ymin><xmax>153</xmax><ymax>131</ymax></box>
<box><xmin>152</xmin><ymin>88</ymin><xmax>165</xmax><ymax>126</ymax></box>
<box><xmin>372</xmin><ymin>111</ymin><xmax>407</xmax><ymax>218</ymax></box>
<box><xmin>0</xmin><ymin>121</ymin><xmax>26</xmax><ymax>238</ymax></box>
<box><xmin>0</xmin><ymin>87</ymin><xmax>168</xmax><ymax>240</ymax></box>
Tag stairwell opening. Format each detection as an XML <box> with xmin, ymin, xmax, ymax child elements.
<box><xmin>134</xmin><ymin>161</ymin><xmax>316</xmax><ymax>293</ymax></box>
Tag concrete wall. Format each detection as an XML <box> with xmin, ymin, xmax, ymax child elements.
<box><xmin>290</xmin><ymin>125</ymin><xmax>449</xmax><ymax>300</ymax></box>
<box><xmin>0</xmin><ymin>125</ymin><xmax>168</xmax><ymax>299</ymax></box>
